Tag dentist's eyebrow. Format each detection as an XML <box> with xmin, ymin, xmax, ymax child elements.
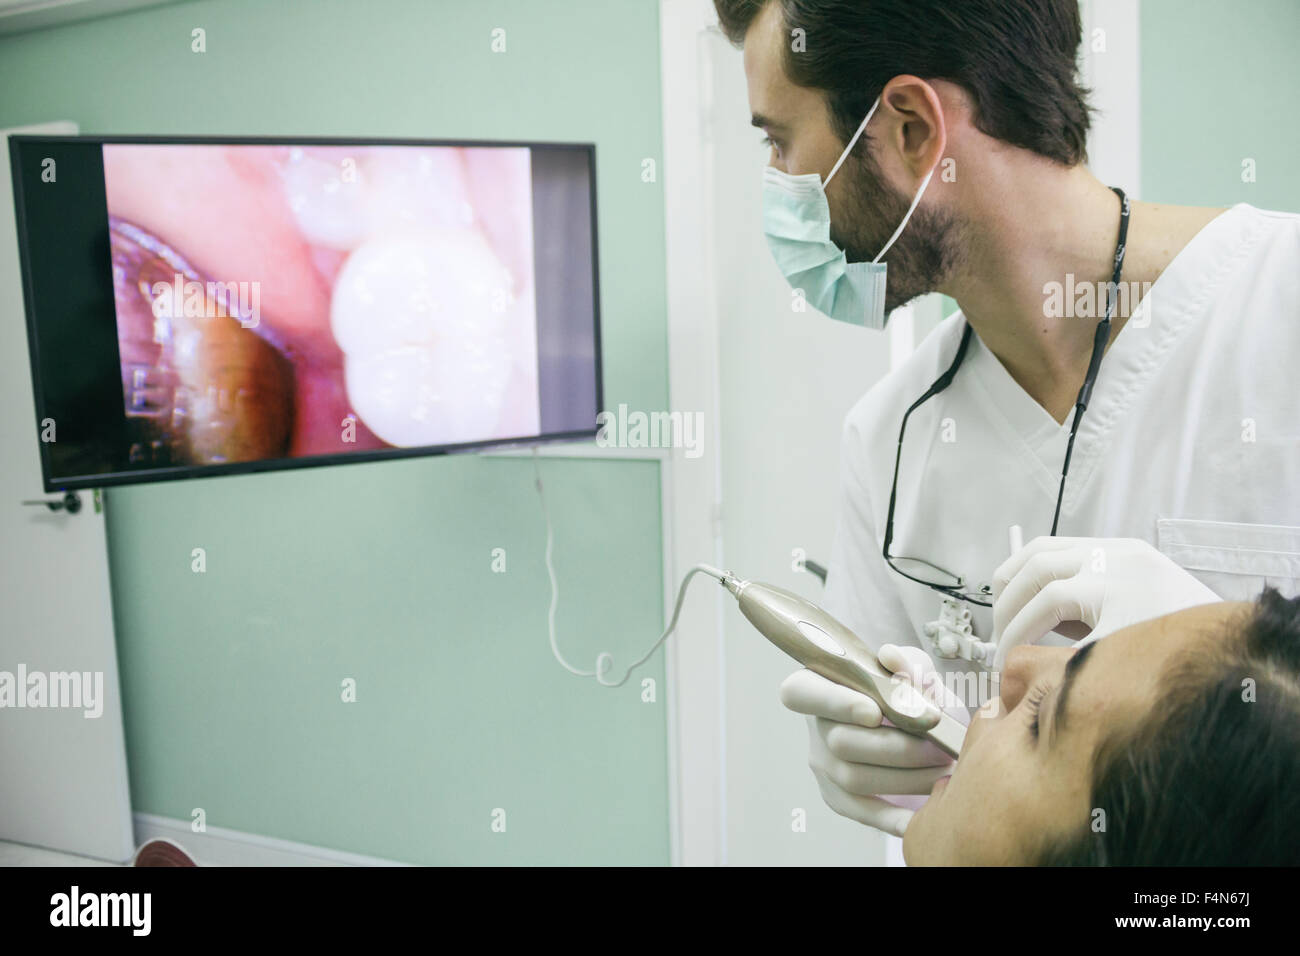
<box><xmin>751</xmin><ymin>113</ymin><xmax>786</xmax><ymax>131</ymax></box>
<box><xmin>1049</xmin><ymin>639</ymin><xmax>1099</xmax><ymax>747</ymax></box>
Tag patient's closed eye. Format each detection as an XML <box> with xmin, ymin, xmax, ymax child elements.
<box><xmin>1024</xmin><ymin>683</ymin><xmax>1050</xmax><ymax>740</ymax></box>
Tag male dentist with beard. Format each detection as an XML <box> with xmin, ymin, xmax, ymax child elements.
<box><xmin>713</xmin><ymin>0</ymin><xmax>1300</xmax><ymax>838</ymax></box>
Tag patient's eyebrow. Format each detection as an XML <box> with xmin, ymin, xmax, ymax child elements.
<box><xmin>1049</xmin><ymin>639</ymin><xmax>1099</xmax><ymax>748</ymax></box>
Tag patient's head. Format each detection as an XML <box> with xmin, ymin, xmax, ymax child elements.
<box><xmin>904</xmin><ymin>588</ymin><xmax>1300</xmax><ymax>865</ymax></box>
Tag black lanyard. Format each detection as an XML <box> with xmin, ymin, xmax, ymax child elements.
<box><xmin>881</xmin><ymin>186</ymin><xmax>1130</xmax><ymax>606</ymax></box>
<box><xmin>1050</xmin><ymin>185</ymin><xmax>1130</xmax><ymax>533</ymax></box>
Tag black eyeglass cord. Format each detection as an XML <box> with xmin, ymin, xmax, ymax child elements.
<box><xmin>882</xmin><ymin>186</ymin><xmax>1131</xmax><ymax>605</ymax></box>
<box><xmin>1049</xmin><ymin>186</ymin><xmax>1130</xmax><ymax>534</ymax></box>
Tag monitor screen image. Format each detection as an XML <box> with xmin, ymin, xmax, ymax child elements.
<box><xmin>9</xmin><ymin>136</ymin><xmax>601</xmax><ymax>491</ymax></box>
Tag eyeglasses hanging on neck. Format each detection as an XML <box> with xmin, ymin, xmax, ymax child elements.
<box><xmin>881</xmin><ymin>187</ymin><xmax>1132</xmax><ymax>608</ymax></box>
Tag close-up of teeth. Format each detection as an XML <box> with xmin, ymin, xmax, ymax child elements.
<box><xmin>281</xmin><ymin>148</ymin><xmax>371</xmax><ymax>251</ymax></box>
<box><xmin>282</xmin><ymin>147</ymin><xmax>479</xmax><ymax>249</ymax></box>
<box><xmin>329</xmin><ymin>227</ymin><xmax>515</xmax><ymax>447</ymax></box>
<box><xmin>280</xmin><ymin>145</ymin><xmax>524</xmax><ymax>446</ymax></box>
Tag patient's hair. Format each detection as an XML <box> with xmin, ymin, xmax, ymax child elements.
<box><xmin>712</xmin><ymin>0</ymin><xmax>1093</xmax><ymax>166</ymax></box>
<box><xmin>1040</xmin><ymin>587</ymin><xmax>1300</xmax><ymax>866</ymax></box>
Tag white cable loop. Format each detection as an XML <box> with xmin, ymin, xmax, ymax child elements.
<box><xmin>533</xmin><ymin>449</ymin><xmax>725</xmax><ymax>687</ymax></box>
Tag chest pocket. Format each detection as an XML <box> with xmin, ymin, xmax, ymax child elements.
<box><xmin>1157</xmin><ymin>518</ymin><xmax>1300</xmax><ymax>601</ymax></box>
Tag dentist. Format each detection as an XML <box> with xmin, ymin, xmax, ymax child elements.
<box><xmin>714</xmin><ymin>0</ymin><xmax>1300</xmax><ymax>835</ymax></box>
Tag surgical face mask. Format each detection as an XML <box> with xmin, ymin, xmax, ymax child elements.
<box><xmin>762</xmin><ymin>96</ymin><xmax>937</xmax><ymax>329</ymax></box>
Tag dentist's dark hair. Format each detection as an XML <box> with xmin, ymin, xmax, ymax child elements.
<box><xmin>713</xmin><ymin>0</ymin><xmax>1093</xmax><ymax>166</ymax></box>
<box><xmin>1041</xmin><ymin>587</ymin><xmax>1300</xmax><ymax>866</ymax></box>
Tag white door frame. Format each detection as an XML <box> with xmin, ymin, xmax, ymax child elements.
<box><xmin>658</xmin><ymin>0</ymin><xmax>731</xmax><ymax>866</ymax></box>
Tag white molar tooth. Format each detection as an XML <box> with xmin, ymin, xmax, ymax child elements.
<box><xmin>331</xmin><ymin>227</ymin><xmax>514</xmax><ymax>448</ymax></box>
<box><xmin>282</xmin><ymin>149</ymin><xmax>370</xmax><ymax>250</ymax></box>
<box><xmin>364</xmin><ymin>149</ymin><xmax>475</xmax><ymax>232</ymax></box>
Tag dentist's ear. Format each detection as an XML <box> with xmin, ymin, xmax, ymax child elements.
<box><xmin>876</xmin><ymin>75</ymin><xmax>948</xmax><ymax>185</ymax></box>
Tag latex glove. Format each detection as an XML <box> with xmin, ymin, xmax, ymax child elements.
<box><xmin>991</xmin><ymin>536</ymin><xmax>1221</xmax><ymax>670</ymax></box>
<box><xmin>779</xmin><ymin>643</ymin><xmax>968</xmax><ymax>837</ymax></box>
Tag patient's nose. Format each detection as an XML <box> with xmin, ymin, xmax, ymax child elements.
<box><xmin>998</xmin><ymin>645</ymin><xmax>1047</xmax><ymax>712</ymax></box>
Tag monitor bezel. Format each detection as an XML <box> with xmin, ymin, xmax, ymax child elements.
<box><xmin>8</xmin><ymin>133</ymin><xmax>604</xmax><ymax>493</ymax></box>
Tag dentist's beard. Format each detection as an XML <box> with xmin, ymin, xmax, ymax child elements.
<box><xmin>829</xmin><ymin>153</ymin><xmax>965</xmax><ymax>314</ymax></box>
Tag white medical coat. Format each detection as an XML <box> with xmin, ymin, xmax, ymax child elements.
<box><xmin>821</xmin><ymin>203</ymin><xmax>1300</xmax><ymax>681</ymax></box>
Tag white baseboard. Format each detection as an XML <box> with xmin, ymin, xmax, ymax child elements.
<box><xmin>132</xmin><ymin>814</ymin><xmax>410</xmax><ymax>867</ymax></box>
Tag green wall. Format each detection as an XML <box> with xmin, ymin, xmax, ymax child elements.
<box><xmin>0</xmin><ymin>0</ymin><xmax>671</xmax><ymax>864</ymax></box>
<box><xmin>1141</xmin><ymin>0</ymin><xmax>1300</xmax><ymax>210</ymax></box>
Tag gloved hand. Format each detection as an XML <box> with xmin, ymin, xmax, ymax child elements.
<box><xmin>779</xmin><ymin>643</ymin><xmax>968</xmax><ymax>837</ymax></box>
<box><xmin>991</xmin><ymin>536</ymin><xmax>1222</xmax><ymax>670</ymax></box>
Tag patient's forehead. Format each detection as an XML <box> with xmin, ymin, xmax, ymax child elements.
<box><xmin>1106</xmin><ymin>601</ymin><xmax>1243</xmax><ymax>664</ymax></box>
<box><xmin>1063</xmin><ymin>602</ymin><xmax>1242</xmax><ymax>746</ymax></box>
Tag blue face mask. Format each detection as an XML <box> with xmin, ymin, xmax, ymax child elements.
<box><xmin>762</xmin><ymin>96</ymin><xmax>937</xmax><ymax>329</ymax></box>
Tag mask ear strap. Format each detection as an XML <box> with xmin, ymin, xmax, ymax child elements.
<box><xmin>823</xmin><ymin>96</ymin><xmax>880</xmax><ymax>189</ymax></box>
<box><xmin>872</xmin><ymin>162</ymin><xmax>937</xmax><ymax>264</ymax></box>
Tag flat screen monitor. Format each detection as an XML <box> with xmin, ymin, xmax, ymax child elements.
<box><xmin>8</xmin><ymin>135</ymin><xmax>602</xmax><ymax>491</ymax></box>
